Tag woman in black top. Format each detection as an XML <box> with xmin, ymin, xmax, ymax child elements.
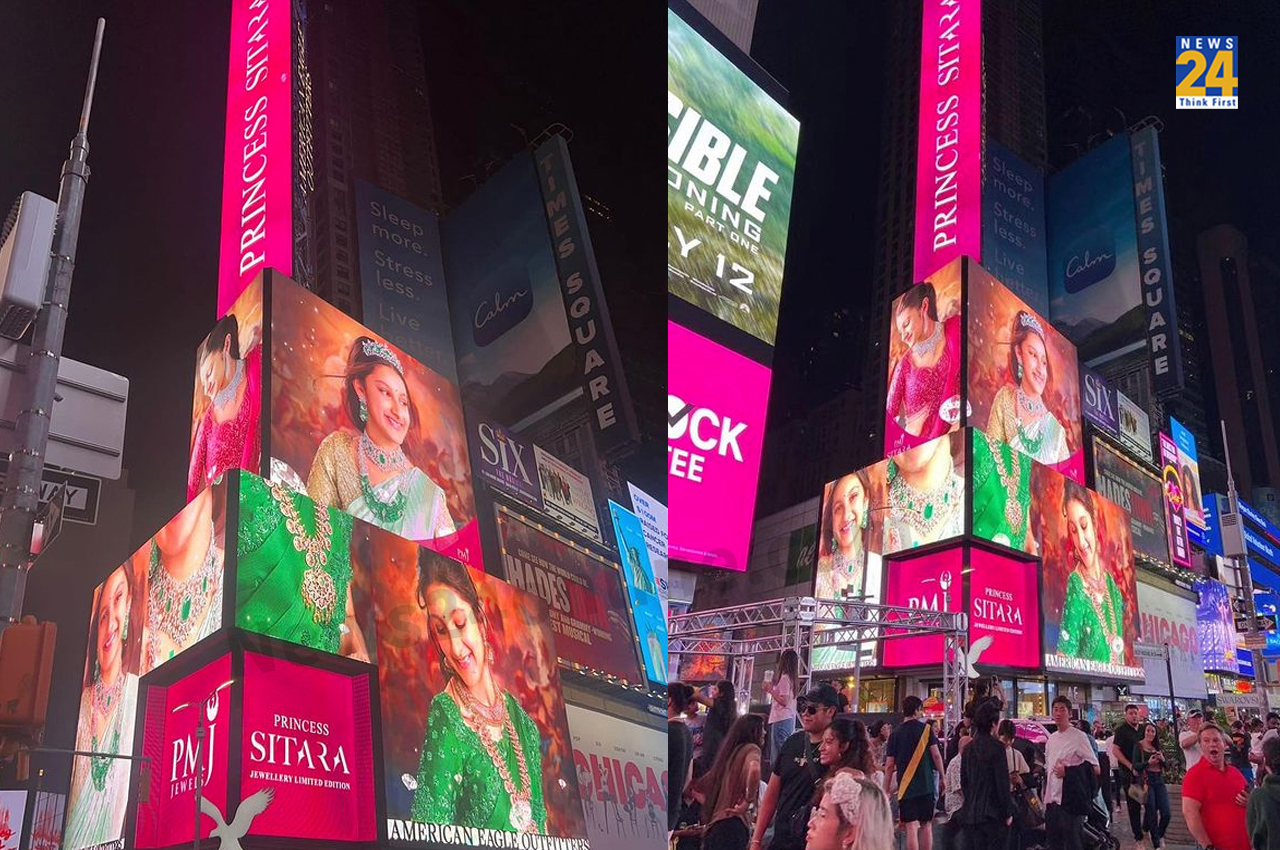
<box><xmin>1133</xmin><ymin>723</ymin><xmax>1170</xmax><ymax>849</ymax></box>
<box><xmin>958</xmin><ymin>698</ymin><xmax>1018</xmax><ymax>849</ymax></box>
<box><xmin>700</xmin><ymin>681</ymin><xmax>739</xmax><ymax>777</ymax></box>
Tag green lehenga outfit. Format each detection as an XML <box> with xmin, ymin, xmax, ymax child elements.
<box><xmin>412</xmin><ymin>690</ymin><xmax>547</xmax><ymax>833</ymax></box>
<box><xmin>971</xmin><ymin>430</ymin><xmax>1032</xmax><ymax>551</ymax></box>
<box><xmin>1058</xmin><ymin>570</ymin><xmax>1125</xmax><ymax>663</ymax></box>
<box><xmin>236</xmin><ymin>472</ymin><xmax>354</xmax><ymax>654</ymax></box>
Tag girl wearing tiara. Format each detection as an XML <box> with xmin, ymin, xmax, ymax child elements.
<box><xmin>986</xmin><ymin>310</ymin><xmax>1071</xmax><ymax>465</ymax></box>
<box><xmin>307</xmin><ymin>336</ymin><xmax>456</xmax><ymax>541</ymax></box>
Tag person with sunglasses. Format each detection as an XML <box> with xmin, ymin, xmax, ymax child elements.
<box><xmin>750</xmin><ymin>684</ymin><xmax>840</xmax><ymax>850</ymax></box>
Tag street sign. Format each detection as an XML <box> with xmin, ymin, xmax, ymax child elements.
<box><xmin>1242</xmin><ymin>633</ymin><xmax>1270</xmax><ymax>650</ymax></box>
<box><xmin>0</xmin><ymin>460</ymin><xmax>100</xmax><ymax>525</ymax></box>
<box><xmin>1134</xmin><ymin>641</ymin><xmax>1169</xmax><ymax>661</ymax></box>
<box><xmin>1235</xmin><ymin>614</ymin><xmax>1277</xmax><ymax>633</ymax></box>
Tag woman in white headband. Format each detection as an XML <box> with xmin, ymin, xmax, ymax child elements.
<box><xmin>805</xmin><ymin>773</ymin><xmax>895</xmax><ymax>850</ymax></box>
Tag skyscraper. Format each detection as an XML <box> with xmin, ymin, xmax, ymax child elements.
<box><xmin>1197</xmin><ymin>224</ymin><xmax>1280</xmax><ymax>496</ymax></box>
<box><xmin>293</xmin><ymin>0</ymin><xmax>444</xmax><ymax>318</ymax></box>
<box><xmin>684</xmin><ymin>0</ymin><xmax>760</xmax><ymax>54</ymax></box>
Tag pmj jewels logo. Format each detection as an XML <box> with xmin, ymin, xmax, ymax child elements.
<box><xmin>1176</xmin><ymin>36</ymin><xmax>1238</xmax><ymax>109</ymax></box>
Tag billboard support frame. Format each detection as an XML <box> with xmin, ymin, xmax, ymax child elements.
<box><xmin>669</xmin><ymin>597</ymin><xmax>968</xmax><ymax>736</ymax></box>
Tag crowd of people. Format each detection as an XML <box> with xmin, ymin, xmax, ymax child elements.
<box><xmin>668</xmin><ymin>673</ymin><xmax>1280</xmax><ymax>850</ymax></box>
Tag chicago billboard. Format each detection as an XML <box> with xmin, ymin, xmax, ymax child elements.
<box><xmin>982</xmin><ymin>141</ymin><xmax>1049</xmax><ymax>315</ymax></box>
<box><xmin>1046</xmin><ymin>134</ymin><xmax>1142</xmax><ymax>362</ymax></box>
<box><xmin>355</xmin><ymin>180</ymin><xmax>458</xmax><ymax>383</ymax></box>
<box><xmin>1032</xmin><ymin>463</ymin><xmax>1143</xmax><ymax>679</ymax></box>
<box><xmin>884</xmin><ymin>259</ymin><xmax>962</xmax><ymax>458</ymax></box>
<box><xmin>1131</xmin><ymin>582</ymin><xmax>1207</xmax><ymax>699</ymax></box>
<box><xmin>1093</xmin><ymin>439</ymin><xmax>1170</xmax><ymax>566</ymax></box>
<box><xmin>913</xmin><ymin>0</ymin><xmax>983</xmax><ymax>282</ymax></box>
<box><xmin>668</xmin><ymin>321</ymin><xmax>771</xmax><ymax>570</ymax></box>
<box><xmin>217</xmin><ymin>0</ymin><xmax>291</xmax><ymax>316</ymax></box>
<box><xmin>565</xmin><ymin>705</ymin><xmax>667</xmax><ymax>850</ymax></box>
<box><xmin>667</xmin><ymin>7</ymin><xmax>800</xmax><ymax>346</ymax></box>
<box><xmin>968</xmin><ymin>262</ymin><xmax>1084</xmax><ymax>483</ymax></box>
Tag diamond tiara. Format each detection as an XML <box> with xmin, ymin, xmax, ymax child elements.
<box><xmin>1018</xmin><ymin>312</ymin><xmax>1045</xmax><ymax>337</ymax></box>
<box><xmin>361</xmin><ymin>338</ymin><xmax>403</xmax><ymax>373</ymax></box>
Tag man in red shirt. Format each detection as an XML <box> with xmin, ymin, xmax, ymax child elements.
<box><xmin>1183</xmin><ymin>723</ymin><xmax>1251</xmax><ymax>850</ymax></box>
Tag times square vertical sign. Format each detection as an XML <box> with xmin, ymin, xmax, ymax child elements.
<box><xmin>913</xmin><ymin>0</ymin><xmax>982</xmax><ymax>283</ymax></box>
<box><xmin>218</xmin><ymin>0</ymin><xmax>293</xmax><ymax>316</ymax></box>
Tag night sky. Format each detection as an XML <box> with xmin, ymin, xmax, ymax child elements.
<box><xmin>1</xmin><ymin>0</ymin><xmax>655</xmax><ymax>774</ymax></box>
<box><xmin>754</xmin><ymin>0</ymin><xmax>1280</xmax><ymax>433</ymax></box>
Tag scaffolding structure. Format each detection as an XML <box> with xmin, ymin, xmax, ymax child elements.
<box><xmin>670</xmin><ymin>597</ymin><xmax>970</xmax><ymax>735</ymax></box>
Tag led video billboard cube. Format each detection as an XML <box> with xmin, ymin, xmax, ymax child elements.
<box><xmin>188</xmin><ymin>269</ymin><xmax>482</xmax><ymax>572</ymax></box>
<box><xmin>884</xmin><ymin>258</ymin><xmax>1084</xmax><ymax>483</ymax></box>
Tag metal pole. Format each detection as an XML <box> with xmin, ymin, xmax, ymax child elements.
<box><xmin>194</xmin><ymin>709</ymin><xmax>205</xmax><ymax>850</ymax></box>
<box><xmin>1166</xmin><ymin>643</ymin><xmax>1179</xmax><ymax>738</ymax></box>
<box><xmin>0</xmin><ymin>18</ymin><xmax>104</xmax><ymax>631</ymax></box>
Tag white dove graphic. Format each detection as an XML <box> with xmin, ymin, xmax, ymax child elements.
<box><xmin>957</xmin><ymin>635</ymin><xmax>994</xmax><ymax>680</ymax></box>
<box><xmin>200</xmin><ymin>787</ymin><xmax>275</xmax><ymax>850</ymax></box>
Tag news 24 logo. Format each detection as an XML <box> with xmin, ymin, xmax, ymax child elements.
<box><xmin>1176</xmin><ymin>36</ymin><xmax>1238</xmax><ymax>109</ymax></box>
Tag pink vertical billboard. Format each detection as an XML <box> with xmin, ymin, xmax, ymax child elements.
<box><xmin>882</xmin><ymin>547</ymin><xmax>963</xmax><ymax>667</ymax></box>
<box><xmin>668</xmin><ymin>322</ymin><xmax>771</xmax><ymax>571</ymax></box>
<box><xmin>913</xmin><ymin>0</ymin><xmax>982</xmax><ymax>283</ymax></box>
<box><xmin>967</xmin><ymin>549</ymin><xmax>1040</xmax><ymax>670</ymax></box>
<box><xmin>217</xmin><ymin>0</ymin><xmax>292</xmax><ymax>316</ymax></box>
<box><xmin>1159</xmin><ymin>432</ymin><xmax>1193</xmax><ymax>568</ymax></box>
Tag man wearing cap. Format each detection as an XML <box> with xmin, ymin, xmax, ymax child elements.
<box><xmin>750</xmin><ymin>683</ymin><xmax>839</xmax><ymax>850</ymax></box>
<box><xmin>1181</xmin><ymin>711</ymin><xmax>1204</xmax><ymax>772</ymax></box>
<box><xmin>884</xmin><ymin>694</ymin><xmax>946</xmax><ymax>850</ymax></box>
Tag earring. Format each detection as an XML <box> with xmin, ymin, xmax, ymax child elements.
<box><xmin>358</xmin><ymin>397</ymin><xmax>368</xmax><ymax>424</ymax></box>
<box><xmin>93</xmin><ymin>657</ymin><xmax>100</xmax><ymax>683</ymax></box>
<box><xmin>1014</xmin><ymin>358</ymin><xmax>1024</xmax><ymax>383</ymax></box>
<box><xmin>122</xmin><ymin>612</ymin><xmax>129</xmax><ymax>645</ymax></box>
<box><xmin>859</xmin><ymin>512</ymin><xmax>868</xmax><ymax>531</ymax></box>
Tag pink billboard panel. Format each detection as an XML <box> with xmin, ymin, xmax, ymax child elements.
<box><xmin>668</xmin><ymin>321</ymin><xmax>771</xmax><ymax>571</ymax></box>
<box><xmin>217</xmin><ymin>0</ymin><xmax>292</xmax><ymax>316</ymax></box>
<box><xmin>913</xmin><ymin>0</ymin><xmax>982</xmax><ymax>282</ymax></box>
<box><xmin>882</xmin><ymin>547</ymin><xmax>963</xmax><ymax>667</ymax></box>
<box><xmin>239</xmin><ymin>652</ymin><xmax>377</xmax><ymax>841</ymax></box>
<box><xmin>968</xmin><ymin>549</ymin><xmax>1040</xmax><ymax>670</ymax></box>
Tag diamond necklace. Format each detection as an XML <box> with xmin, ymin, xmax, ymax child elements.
<box><xmin>357</xmin><ymin>441</ymin><xmax>408</xmax><ymax>525</ymax></box>
<box><xmin>147</xmin><ymin>525</ymin><xmax>218</xmax><ymax>668</ymax></box>
<box><xmin>888</xmin><ymin>456</ymin><xmax>960</xmax><ymax>538</ymax></box>
<box><xmin>359</xmin><ymin>431</ymin><xmax>409</xmax><ymax>474</ymax></box>
<box><xmin>1016</xmin><ymin>386</ymin><xmax>1046</xmax><ymax>415</ymax></box>
<box><xmin>212</xmin><ymin>357</ymin><xmax>245</xmax><ymax>409</ymax></box>
<box><xmin>910</xmin><ymin>320</ymin><xmax>944</xmax><ymax>360</ymax></box>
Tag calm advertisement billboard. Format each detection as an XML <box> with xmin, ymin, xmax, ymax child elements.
<box><xmin>882</xmin><ymin>548</ymin><xmax>962</xmax><ymax>667</ymax></box>
<box><xmin>912</xmin><ymin>0</ymin><xmax>982</xmax><ymax>282</ymax></box>
<box><xmin>1196</xmin><ymin>578</ymin><xmax>1240</xmax><ymax>673</ymax></box>
<box><xmin>1131</xmin><ymin>582</ymin><xmax>1207</xmax><ymax>699</ymax></box>
<box><xmin>217</xmin><ymin>0</ymin><xmax>291</xmax><ymax>316</ymax></box>
<box><xmin>609</xmin><ymin>501</ymin><xmax>669</xmax><ymax>686</ymax></box>
<box><xmin>968</xmin><ymin>262</ymin><xmax>1084</xmax><ymax>483</ymax></box>
<box><xmin>565</xmin><ymin>705</ymin><xmax>667</xmax><ymax>850</ymax></box>
<box><xmin>983</xmin><ymin>142</ymin><xmax>1049</xmax><ymax>315</ymax></box>
<box><xmin>497</xmin><ymin>506</ymin><xmax>644</xmax><ymax>685</ymax></box>
<box><xmin>884</xmin><ymin>259</ymin><xmax>962</xmax><ymax>457</ymax></box>
<box><xmin>968</xmin><ymin>549</ymin><xmax>1040</xmax><ymax>670</ymax></box>
<box><xmin>1032</xmin><ymin>463</ymin><xmax>1143</xmax><ymax>680</ymax></box>
<box><xmin>1093</xmin><ymin>439</ymin><xmax>1170</xmax><ymax>566</ymax></box>
<box><xmin>668</xmin><ymin>321</ymin><xmax>771</xmax><ymax>570</ymax></box>
<box><xmin>1046</xmin><ymin>134</ymin><xmax>1142</xmax><ymax>361</ymax></box>
<box><xmin>667</xmin><ymin>8</ymin><xmax>799</xmax><ymax>346</ymax></box>
<box><xmin>355</xmin><ymin>180</ymin><xmax>457</xmax><ymax>383</ymax></box>
<box><xmin>1159</xmin><ymin>432</ymin><xmax>1193</xmax><ymax>568</ymax></box>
